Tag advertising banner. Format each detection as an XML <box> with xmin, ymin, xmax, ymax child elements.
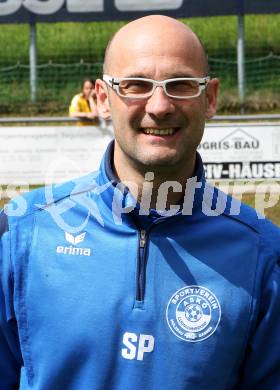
<box><xmin>200</xmin><ymin>123</ymin><xmax>280</xmax><ymax>180</ymax></box>
<box><xmin>0</xmin><ymin>125</ymin><xmax>113</xmax><ymax>185</ymax></box>
<box><xmin>0</xmin><ymin>123</ymin><xmax>279</xmax><ymax>185</ymax></box>
<box><xmin>0</xmin><ymin>0</ymin><xmax>280</xmax><ymax>24</ymax></box>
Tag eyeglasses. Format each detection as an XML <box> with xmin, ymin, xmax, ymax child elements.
<box><xmin>103</xmin><ymin>74</ymin><xmax>210</xmax><ymax>99</ymax></box>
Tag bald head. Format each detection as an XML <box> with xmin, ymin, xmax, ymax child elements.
<box><xmin>103</xmin><ymin>15</ymin><xmax>208</xmax><ymax>75</ymax></box>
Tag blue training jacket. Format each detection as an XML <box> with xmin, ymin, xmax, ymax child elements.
<box><xmin>1</xmin><ymin>141</ymin><xmax>280</xmax><ymax>390</ymax></box>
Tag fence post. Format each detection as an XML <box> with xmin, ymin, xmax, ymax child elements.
<box><xmin>29</xmin><ymin>20</ymin><xmax>37</xmax><ymax>103</ymax></box>
<box><xmin>237</xmin><ymin>12</ymin><xmax>245</xmax><ymax>113</ymax></box>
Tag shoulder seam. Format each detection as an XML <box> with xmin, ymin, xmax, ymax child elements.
<box><xmin>203</xmin><ymin>184</ymin><xmax>260</xmax><ymax>234</ymax></box>
<box><xmin>8</xmin><ymin>178</ymin><xmax>102</xmax><ymax>219</ymax></box>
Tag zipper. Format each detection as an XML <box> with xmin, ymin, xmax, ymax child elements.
<box><xmin>136</xmin><ymin>229</ymin><xmax>147</xmax><ymax>302</ymax></box>
<box><xmin>134</xmin><ymin>214</ymin><xmax>180</xmax><ymax>304</ymax></box>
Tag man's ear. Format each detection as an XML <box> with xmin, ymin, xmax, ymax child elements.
<box><xmin>95</xmin><ymin>79</ymin><xmax>111</xmax><ymax>120</ymax></box>
<box><xmin>205</xmin><ymin>78</ymin><xmax>219</xmax><ymax>119</ymax></box>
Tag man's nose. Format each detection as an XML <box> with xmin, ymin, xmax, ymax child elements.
<box><xmin>145</xmin><ymin>86</ymin><xmax>175</xmax><ymax>118</ymax></box>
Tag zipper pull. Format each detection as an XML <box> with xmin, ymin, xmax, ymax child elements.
<box><xmin>140</xmin><ymin>229</ymin><xmax>146</xmax><ymax>248</ymax></box>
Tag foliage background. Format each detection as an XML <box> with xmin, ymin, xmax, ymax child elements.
<box><xmin>0</xmin><ymin>14</ymin><xmax>279</xmax><ymax>115</ymax></box>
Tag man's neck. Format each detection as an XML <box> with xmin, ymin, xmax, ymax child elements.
<box><xmin>113</xmin><ymin>153</ymin><xmax>196</xmax><ymax>212</ymax></box>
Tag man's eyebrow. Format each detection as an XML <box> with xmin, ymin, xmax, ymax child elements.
<box><xmin>119</xmin><ymin>72</ymin><xmax>197</xmax><ymax>79</ymax></box>
<box><xmin>120</xmin><ymin>73</ymin><xmax>150</xmax><ymax>78</ymax></box>
<box><xmin>167</xmin><ymin>73</ymin><xmax>197</xmax><ymax>79</ymax></box>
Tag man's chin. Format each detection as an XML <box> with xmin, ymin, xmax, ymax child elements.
<box><xmin>137</xmin><ymin>155</ymin><xmax>181</xmax><ymax>170</ymax></box>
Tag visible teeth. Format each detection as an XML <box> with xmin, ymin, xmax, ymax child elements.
<box><xmin>143</xmin><ymin>128</ymin><xmax>175</xmax><ymax>135</ymax></box>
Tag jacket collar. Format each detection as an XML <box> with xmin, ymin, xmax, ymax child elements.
<box><xmin>98</xmin><ymin>140</ymin><xmax>206</xmax><ymax>220</ymax></box>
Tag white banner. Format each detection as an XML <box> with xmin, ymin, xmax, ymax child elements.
<box><xmin>199</xmin><ymin>123</ymin><xmax>280</xmax><ymax>180</ymax></box>
<box><xmin>0</xmin><ymin>123</ymin><xmax>279</xmax><ymax>185</ymax></box>
<box><xmin>0</xmin><ymin>126</ymin><xmax>113</xmax><ymax>185</ymax></box>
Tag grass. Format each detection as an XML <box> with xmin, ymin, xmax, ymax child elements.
<box><xmin>0</xmin><ymin>14</ymin><xmax>279</xmax><ymax>114</ymax></box>
<box><xmin>242</xmin><ymin>194</ymin><xmax>280</xmax><ymax>226</ymax></box>
<box><xmin>1</xmin><ymin>15</ymin><xmax>279</xmax><ymax>63</ymax></box>
<box><xmin>187</xmin><ymin>15</ymin><xmax>280</xmax><ymax>56</ymax></box>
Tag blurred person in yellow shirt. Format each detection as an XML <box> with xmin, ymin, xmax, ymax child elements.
<box><xmin>69</xmin><ymin>79</ymin><xmax>99</xmax><ymax>126</ymax></box>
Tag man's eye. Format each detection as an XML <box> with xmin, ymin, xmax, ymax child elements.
<box><xmin>169</xmin><ymin>80</ymin><xmax>197</xmax><ymax>90</ymax></box>
<box><xmin>166</xmin><ymin>80</ymin><xmax>199</xmax><ymax>96</ymax></box>
<box><xmin>120</xmin><ymin>81</ymin><xmax>151</xmax><ymax>92</ymax></box>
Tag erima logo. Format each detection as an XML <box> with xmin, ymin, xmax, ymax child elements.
<box><xmin>65</xmin><ymin>232</ymin><xmax>86</xmax><ymax>245</ymax></box>
<box><xmin>56</xmin><ymin>232</ymin><xmax>91</xmax><ymax>256</ymax></box>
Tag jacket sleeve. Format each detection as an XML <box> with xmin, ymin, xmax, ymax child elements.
<box><xmin>238</xmin><ymin>252</ymin><xmax>280</xmax><ymax>389</ymax></box>
<box><xmin>0</xmin><ymin>210</ymin><xmax>22</xmax><ymax>388</ymax></box>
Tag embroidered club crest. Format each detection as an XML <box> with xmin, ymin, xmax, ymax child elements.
<box><xmin>166</xmin><ymin>285</ymin><xmax>221</xmax><ymax>342</ymax></box>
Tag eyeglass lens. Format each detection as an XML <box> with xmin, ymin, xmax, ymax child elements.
<box><xmin>118</xmin><ymin>79</ymin><xmax>201</xmax><ymax>97</ymax></box>
<box><xmin>167</xmin><ymin>80</ymin><xmax>200</xmax><ymax>96</ymax></box>
<box><xmin>118</xmin><ymin>80</ymin><xmax>152</xmax><ymax>96</ymax></box>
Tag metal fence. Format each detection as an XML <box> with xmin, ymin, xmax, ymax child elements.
<box><xmin>0</xmin><ymin>16</ymin><xmax>279</xmax><ymax>113</ymax></box>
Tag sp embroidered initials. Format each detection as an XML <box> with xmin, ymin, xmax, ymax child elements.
<box><xmin>121</xmin><ymin>332</ymin><xmax>155</xmax><ymax>361</ymax></box>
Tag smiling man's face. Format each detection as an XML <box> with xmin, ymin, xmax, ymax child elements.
<box><xmin>96</xmin><ymin>16</ymin><xmax>218</xmax><ymax>178</ymax></box>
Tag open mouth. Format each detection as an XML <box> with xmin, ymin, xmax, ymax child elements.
<box><xmin>141</xmin><ymin>127</ymin><xmax>179</xmax><ymax>136</ymax></box>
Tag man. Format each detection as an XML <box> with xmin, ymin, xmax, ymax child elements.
<box><xmin>1</xmin><ymin>15</ymin><xmax>280</xmax><ymax>389</ymax></box>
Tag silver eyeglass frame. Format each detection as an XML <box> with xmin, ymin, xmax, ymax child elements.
<box><xmin>103</xmin><ymin>74</ymin><xmax>210</xmax><ymax>99</ymax></box>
